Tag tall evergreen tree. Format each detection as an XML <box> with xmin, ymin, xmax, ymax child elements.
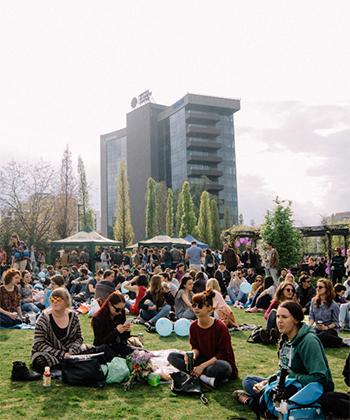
<box><xmin>155</xmin><ymin>181</ymin><xmax>167</xmax><ymax>234</ymax></box>
<box><xmin>224</xmin><ymin>206</ymin><xmax>232</xmax><ymax>229</ymax></box>
<box><xmin>210</xmin><ymin>198</ymin><xmax>221</xmax><ymax>249</ymax></box>
<box><xmin>145</xmin><ymin>177</ymin><xmax>158</xmax><ymax>238</ymax></box>
<box><xmin>166</xmin><ymin>188</ymin><xmax>174</xmax><ymax>237</ymax></box>
<box><xmin>113</xmin><ymin>161</ymin><xmax>134</xmax><ymax>247</ymax></box>
<box><xmin>196</xmin><ymin>191</ymin><xmax>212</xmax><ymax>245</ymax></box>
<box><xmin>179</xmin><ymin>181</ymin><xmax>197</xmax><ymax>237</ymax></box>
<box><xmin>77</xmin><ymin>156</ymin><xmax>94</xmax><ymax>231</ymax></box>
<box><xmin>56</xmin><ymin>145</ymin><xmax>77</xmax><ymax>238</ymax></box>
<box><xmin>175</xmin><ymin>188</ymin><xmax>184</xmax><ymax>236</ymax></box>
<box><xmin>260</xmin><ymin>197</ymin><xmax>303</xmax><ymax>269</ymax></box>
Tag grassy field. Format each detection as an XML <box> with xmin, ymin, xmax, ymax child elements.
<box><xmin>0</xmin><ymin>309</ymin><xmax>348</xmax><ymax>420</ymax></box>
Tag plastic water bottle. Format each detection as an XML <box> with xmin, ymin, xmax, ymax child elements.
<box><xmin>43</xmin><ymin>366</ymin><xmax>51</xmax><ymax>387</ymax></box>
<box><xmin>147</xmin><ymin>373</ymin><xmax>160</xmax><ymax>387</ymax></box>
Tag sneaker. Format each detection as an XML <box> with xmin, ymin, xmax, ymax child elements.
<box><xmin>200</xmin><ymin>374</ymin><xmax>216</xmax><ymax>388</ymax></box>
<box><xmin>11</xmin><ymin>361</ymin><xmax>41</xmax><ymax>381</ymax></box>
<box><xmin>233</xmin><ymin>390</ymin><xmax>251</xmax><ymax>406</ymax></box>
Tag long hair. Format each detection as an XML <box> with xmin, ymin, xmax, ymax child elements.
<box><xmin>273</xmin><ymin>281</ymin><xmax>296</xmax><ymax>304</ymax></box>
<box><xmin>51</xmin><ymin>287</ymin><xmax>72</xmax><ymax>308</ymax></box>
<box><xmin>93</xmin><ymin>291</ymin><xmax>126</xmax><ymax>323</ymax></box>
<box><xmin>206</xmin><ymin>278</ymin><xmax>221</xmax><ymax>292</ymax></box>
<box><xmin>20</xmin><ymin>270</ymin><xmax>30</xmax><ymax>287</ymax></box>
<box><xmin>277</xmin><ymin>300</ymin><xmax>304</xmax><ymax>353</ymax></box>
<box><xmin>148</xmin><ymin>275</ymin><xmax>165</xmax><ymax>307</ymax></box>
<box><xmin>175</xmin><ymin>274</ymin><xmax>192</xmax><ymax>297</ymax></box>
<box><xmin>313</xmin><ymin>278</ymin><xmax>335</xmax><ymax>307</ymax></box>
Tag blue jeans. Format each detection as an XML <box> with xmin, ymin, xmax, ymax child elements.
<box><xmin>0</xmin><ymin>312</ymin><xmax>22</xmax><ymax>328</ymax></box>
<box><xmin>243</xmin><ymin>375</ymin><xmax>267</xmax><ymax>397</ymax></box>
<box><xmin>227</xmin><ymin>287</ymin><xmax>247</xmax><ymax>305</ymax></box>
<box><xmin>339</xmin><ymin>303</ymin><xmax>350</xmax><ymax>330</ymax></box>
<box><xmin>140</xmin><ymin>304</ymin><xmax>171</xmax><ymax>325</ymax></box>
<box><xmin>21</xmin><ymin>302</ymin><xmax>40</xmax><ymax>314</ymax></box>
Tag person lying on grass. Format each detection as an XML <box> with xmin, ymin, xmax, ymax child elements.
<box><xmin>167</xmin><ymin>288</ymin><xmax>238</xmax><ymax>388</ymax></box>
<box><xmin>234</xmin><ymin>301</ymin><xmax>334</xmax><ymax>415</ymax></box>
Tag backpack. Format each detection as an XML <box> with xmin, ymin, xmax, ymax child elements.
<box><xmin>247</xmin><ymin>326</ymin><xmax>264</xmax><ymax>343</ymax></box>
<box><xmin>62</xmin><ymin>356</ymin><xmax>106</xmax><ymax>388</ymax></box>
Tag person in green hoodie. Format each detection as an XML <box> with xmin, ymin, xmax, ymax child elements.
<box><xmin>234</xmin><ymin>300</ymin><xmax>334</xmax><ymax>412</ymax></box>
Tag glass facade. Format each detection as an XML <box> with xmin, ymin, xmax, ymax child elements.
<box><xmin>169</xmin><ymin>107</ymin><xmax>187</xmax><ymax>191</ymax></box>
<box><xmin>106</xmin><ymin>136</ymin><xmax>127</xmax><ymax>237</ymax></box>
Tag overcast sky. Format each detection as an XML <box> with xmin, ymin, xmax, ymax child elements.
<box><xmin>1</xmin><ymin>1</ymin><xmax>349</xmax><ymax>226</ymax></box>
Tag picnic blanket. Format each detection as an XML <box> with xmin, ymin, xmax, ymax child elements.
<box><xmin>0</xmin><ymin>323</ymin><xmax>35</xmax><ymax>330</ymax></box>
<box><xmin>149</xmin><ymin>349</ymin><xmax>180</xmax><ymax>380</ymax></box>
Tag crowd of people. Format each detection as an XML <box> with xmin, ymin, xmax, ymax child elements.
<box><xmin>1</xmin><ymin>234</ymin><xmax>350</xmax><ymax>418</ymax></box>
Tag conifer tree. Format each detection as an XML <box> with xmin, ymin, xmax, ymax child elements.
<box><xmin>210</xmin><ymin>198</ymin><xmax>221</xmax><ymax>249</ymax></box>
<box><xmin>175</xmin><ymin>189</ymin><xmax>184</xmax><ymax>236</ymax></box>
<box><xmin>179</xmin><ymin>181</ymin><xmax>197</xmax><ymax>237</ymax></box>
<box><xmin>197</xmin><ymin>191</ymin><xmax>212</xmax><ymax>245</ymax></box>
<box><xmin>77</xmin><ymin>156</ymin><xmax>94</xmax><ymax>231</ymax></box>
<box><xmin>166</xmin><ymin>188</ymin><xmax>174</xmax><ymax>237</ymax></box>
<box><xmin>145</xmin><ymin>177</ymin><xmax>157</xmax><ymax>238</ymax></box>
<box><xmin>155</xmin><ymin>181</ymin><xmax>167</xmax><ymax>234</ymax></box>
<box><xmin>113</xmin><ymin>161</ymin><xmax>134</xmax><ymax>247</ymax></box>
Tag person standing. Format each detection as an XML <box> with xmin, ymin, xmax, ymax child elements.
<box><xmin>10</xmin><ymin>234</ymin><xmax>29</xmax><ymax>271</ymax></box>
<box><xmin>185</xmin><ymin>241</ymin><xmax>203</xmax><ymax>272</ymax></box>
<box><xmin>331</xmin><ymin>248</ymin><xmax>345</xmax><ymax>285</ymax></box>
<box><xmin>214</xmin><ymin>262</ymin><xmax>231</xmax><ymax>297</ymax></box>
<box><xmin>265</xmin><ymin>242</ymin><xmax>279</xmax><ymax>286</ymax></box>
<box><xmin>221</xmin><ymin>243</ymin><xmax>239</xmax><ymax>273</ymax></box>
<box><xmin>241</xmin><ymin>245</ymin><xmax>257</xmax><ymax>269</ymax></box>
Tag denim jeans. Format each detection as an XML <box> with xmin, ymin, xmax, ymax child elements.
<box><xmin>242</xmin><ymin>375</ymin><xmax>267</xmax><ymax>397</ymax></box>
<box><xmin>21</xmin><ymin>302</ymin><xmax>41</xmax><ymax>314</ymax></box>
<box><xmin>140</xmin><ymin>304</ymin><xmax>171</xmax><ymax>325</ymax></box>
<box><xmin>0</xmin><ymin>312</ymin><xmax>22</xmax><ymax>328</ymax></box>
<box><xmin>339</xmin><ymin>303</ymin><xmax>350</xmax><ymax>330</ymax></box>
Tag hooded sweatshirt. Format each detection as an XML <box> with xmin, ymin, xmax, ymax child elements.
<box><xmin>278</xmin><ymin>323</ymin><xmax>334</xmax><ymax>391</ymax></box>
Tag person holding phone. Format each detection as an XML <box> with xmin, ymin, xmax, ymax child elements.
<box><xmin>91</xmin><ymin>291</ymin><xmax>133</xmax><ymax>358</ymax></box>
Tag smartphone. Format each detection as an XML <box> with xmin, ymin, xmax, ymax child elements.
<box><xmin>124</xmin><ymin>320</ymin><xmax>132</xmax><ymax>326</ymax></box>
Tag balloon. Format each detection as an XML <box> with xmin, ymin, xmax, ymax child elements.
<box><xmin>240</xmin><ymin>281</ymin><xmax>252</xmax><ymax>294</ymax></box>
<box><xmin>155</xmin><ymin>317</ymin><xmax>173</xmax><ymax>337</ymax></box>
<box><xmin>174</xmin><ymin>318</ymin><xmax>191</xmax><ymax>337</ymax></box>
<box><xmin>121</xmin><ymin>282</ymin><xmax>128</xmax><ymax>294</ymax></box>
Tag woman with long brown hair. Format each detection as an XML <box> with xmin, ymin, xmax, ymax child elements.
<box><xmin>0</xmin><ymin>269</ymin><xmax>23</xmax><ymax>327</ymax></box>
<box><xmin>91</xmin><ymin>291</ymin><xmax>133</xmax><ymax>357</ymax></box>
<box><xmin>309</xmin><ymin>278</ymin><xmax>343</xmax><ymax>348</ymax></box>
<box><xmin>138</xmin><ymin>274</ymin><xmax>174</xmax><ymax>328</ymax></box>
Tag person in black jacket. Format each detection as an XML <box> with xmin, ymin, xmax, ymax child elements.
<box><xmin>295</xmin><ymin>274</ymin><xmax>316</xmax><ymax>314</ymax></box>
<box><xmin>138</xmin><ymin>274</ymin><xmax>174</xmax><ymax>327</ymax></box>
<box><xmin>91</xmin><ymin>291</ymin><xmax>133</xmax><ymax>358</ymax></box>
<box><xmin>331</xmin><ymin>248</ymin><xmax>345</xmax><ymax>285</ymax></box>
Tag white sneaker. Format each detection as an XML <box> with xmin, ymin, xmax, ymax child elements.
<box><xmin>200</xmin><ymin>374</ymin><xmax>216</xmax><ymax>388</ymax></box>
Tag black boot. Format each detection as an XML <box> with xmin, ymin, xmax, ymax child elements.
<box><xmin>11</xmin><ymin>361</ymin><xmax>41</xmax><ymax>381</ymax></box>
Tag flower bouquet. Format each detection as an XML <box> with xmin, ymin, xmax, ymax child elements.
<box><xmin>124</xmin><ymin>350</ymin><xmax>154</xmax><ymax>390</ymax></box>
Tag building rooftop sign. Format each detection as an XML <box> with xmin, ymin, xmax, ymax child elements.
<box><xmin>131</xmin><ymin>90</ymin><xmax>153</xmax><ymax>108</ymax></box>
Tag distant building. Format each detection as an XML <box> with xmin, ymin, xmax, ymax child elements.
<box><xmin>326</xmin><ymin>211</ymin><xmax>350</xmax><ymax>224</ymax></box>
<box><xmin>100</xmin><ymin>93</ymin><xmax>240</xmax><ymax>240</ymax></box>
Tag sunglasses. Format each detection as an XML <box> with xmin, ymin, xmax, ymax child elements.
<box><xmin>192</xmin><ymin>302</ymin><xmax>204</xmax><ymax>309</ymax></box>
<box><xmin>316</xmin><ymin>285</ymin><xmax>325</xmax><ymax>289</ymax></box>
<box><xmin>111</xmin><ymin>305</ymin><xmax>124</xmax><ymax>313</ymax></box>
<box><xmin>50</xmin><ymin>296</ymin><xmax>63</xmax><ymax>304</ymax></box>
<box><xmin>284</xmin><ymin>288</ymin><xmax>295</xmax><ymax>293</ymax></box>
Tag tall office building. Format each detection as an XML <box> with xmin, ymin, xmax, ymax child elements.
<box><xmin>100</xmin><ymin>93</ymin><xmax>240</xmax><ymax>240</ymax></box>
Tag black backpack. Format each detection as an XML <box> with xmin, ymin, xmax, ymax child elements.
<box><xmin>62</xmin><ymin>357</ymin><xmax>106</xmax><ymax>388</ymax></box>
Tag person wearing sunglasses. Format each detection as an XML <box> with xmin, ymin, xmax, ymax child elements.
<box><xmin>309</xmin><ymin>279</ymin><xmax>343</xmax><ymax>348</ymax></box>
<box><xmin>168</xmin><ymin>289</ymin><xmax>238</xmax><ymax>388</ymax></box>
<box><xmin>31</xmin><ymin>287</ymin><xmax>84</xmax><ymax>372</ymax></box>
<box><xmin>295</xmin><ymin>274</ymin><xmax>316</xmax><ymax>314</ymax></box>
<box><xmin>91</xmin><ymin>291</ymin><xmax>133</xmax><ymax>358</ymax></box>
<box><xmin>260</xmin><ymin>282</ymin><xmax>297</xmax><ymax>344</ymax></box>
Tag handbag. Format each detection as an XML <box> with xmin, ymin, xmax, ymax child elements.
<box><xmin>170</xmin><ymin>371</ymin><xmax>202</xmax><ymax>395</ymax></box>
<box><xmin>62</xmin><ymin>356</ymin><xmax>106</xmax><ymax>388</ymax></box>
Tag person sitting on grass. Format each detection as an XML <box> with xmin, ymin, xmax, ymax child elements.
<box><xmin>168</xmin><ymin>289</ymin><xmax>238</xmax><ymax>388</ymax></box>
<box><xmin>295</xmin><ymin>274</ymin><xmax>315</xmax><ymax>314</ymax></box>
<box><xmin>91</xmin><ymin>291</ymin><xmax>133</xmax><ymax>358</ymax></box>
<box><xmin>174</xmin><ymin>274</ymin><xmax>196</xmax><ymax>320</ymax></box>
<box><xmin>309</xmin><ymin>278</ymin><xmax>343</xmax><ymax>348</ymax></box>
<box><xmin>122</xmin><ymin>275</ymin><xmax>148</xmax><ymax>316</ymax></box>
<box><xmin>0</xmin><ymin>269</ymin><xmax>23</xmax><ymax>327</ymax></box>
<box><xmin>19</xmin><ymin>270</ymin><xmax>41</xmax><ymax>315</ymax></box>
<box><xmin>234</xmin><ymin>301</ymin><xmax>334</xmax><ymax>415</ymax></box>
<box><xmin>206</xmin><ymin>278</ymin><xmax>238</xmax><ymax>328</ymax></box>
<box><xmin>138</xmin><ymin>274</ymin><xmax>174</xmax><ymax>329</ymax></box>
<box><xmin>245</xmin><ymin>276</ymin><xmax>275</xmax><ymax>313</ymax></box>
<box><xmin>261</xmin><ymin>281</ymin><xmax>297</xmax><ymax>344</ymax></box>
<box><xmin>31</xmin><ymin>287</ymin><xmax>85</xmax><ymax>372</ymax></box>
<box><xmin>245</xmin><ymin>275</ymin><xmax>264</xmax><ymax>309</ymax></box>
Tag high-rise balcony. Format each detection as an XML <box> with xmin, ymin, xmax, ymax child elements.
<box><xmin>205</xmin><ymin>182</ymin><xmax>224</xmax><ymax>192</ymax></box>
<box><xmin>188</xmin><ymin>168</ymin><xmax>223</xmax><ymax>178</ymax></box>
<box><xmin>186</xmin><ymin>124</ymin><xmax>220</xmax><ymax>138</ymax></box>
<box><xmin>187</xmin><ymin>138</ymin><xmax>221</xmax><ymax>150</ymax></box>
<box><xmin>187</xmin><ymin>154</ymin><xmax>223</xmax><ymax>164</ymax></box>
<box><xmin>186</xmin><ymin>110</ymin><xmax>220</xmax><ymax>124</ymax></box>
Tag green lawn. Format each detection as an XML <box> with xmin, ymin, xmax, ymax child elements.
<box><xmin>0</xmin><ymin>310</ymin><xmax>348</xmax><ymax>420</ymax></box>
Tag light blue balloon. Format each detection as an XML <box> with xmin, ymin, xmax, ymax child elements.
<box><xmin>174</xmin><ymin>318</ymin><xmax>191</xmax><ymax>337</ymax></box>
<box><xmin>240</xmin><ymin>281</ymin><xmax>252</xmax><ymax>294</ymax></box>
<box><xmin>155</xmin><ymin>317</ymin><xmax>173</xmax><ymax>337</ymax></box>
<box><xmin>120</xmin><ymin>282</ymin><xmax>128</xmax><ymax>294</ymax></box>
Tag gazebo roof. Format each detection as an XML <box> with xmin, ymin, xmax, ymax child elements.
<box><xmin>51</xmin><ymin>231</ymin><xmax>122</xmax><ymax>246</ymax></box>
<box><xmin>138</xmin><ymin>235</ymin><xmax>191</xmax><ymax>248</ymax></box>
